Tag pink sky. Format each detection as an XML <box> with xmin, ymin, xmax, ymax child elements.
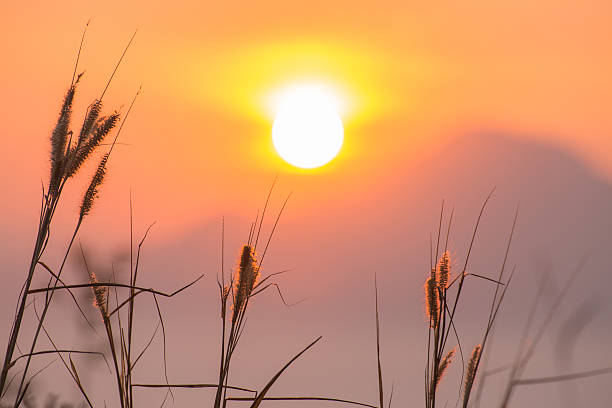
<box><xmin>1</xmin><ymin>1</ymin><xmax>612</xmax><ymax>407</ymax></box>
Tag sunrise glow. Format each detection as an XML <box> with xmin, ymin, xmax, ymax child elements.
<box><xmin>271</xmin><ymin>84</ymin><xmax>344</xmax><ymax>168</ymax></box>
<box><xmin>2</xmin><ymin>3</ymin><xmax>612</xmax><ymax>407</ymax></box>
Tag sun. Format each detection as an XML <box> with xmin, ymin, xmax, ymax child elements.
<box><xmin>271</xmin><ymin>84</ymin><xmax>344</xmax><ymax>169</ymax></box>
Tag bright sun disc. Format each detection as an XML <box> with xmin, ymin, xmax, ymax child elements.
<box><xmin>272</xmin><ymin>85</ymin><xmax>344</xmax><ymax>169</ymax></box>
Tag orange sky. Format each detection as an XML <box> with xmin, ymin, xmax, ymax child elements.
<box><xmin>2</xmin><ymin>0</ymin><xmax>611</xmax><ymax>237</ymax></box>
<box><xmin>2</xmin><ymin>2</ymin><xmax>612</xmax><ymax>406</ymax></box>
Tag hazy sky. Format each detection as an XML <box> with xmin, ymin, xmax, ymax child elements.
<box><xmin>2</xmin><ymin>0</ymin><xmax>611</xmax><ymax>232</ymax></box>
<box><xmin>1</xmin><ymin>1</ymin><xmax>612</xmax><ymax>407</ymax></box>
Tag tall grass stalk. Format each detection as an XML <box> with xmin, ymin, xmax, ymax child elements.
<box><xmin>421</xmin><ymin>197</ymin><xmax>517</xmax><ymax>408</ymax></box>
<box><xmin>0</xmin><ymin>27</ymin><xmax>137</xmax><ymax>404</ymax></box>
<box><xmin>0</xmin><ymin>25</ymin><xmax>143</xmax><ymax>407</ymax></box>
<box><xmin>213</xmin><ymin>183</ymin><xmax>291</xmax><ymax>408</ymax></box>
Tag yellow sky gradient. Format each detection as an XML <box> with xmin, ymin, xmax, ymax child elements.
<box><xmin>2</xmin><ymin>0</ymin><xmax>611</xmax><ymax>236</ymax></box>
<box><xmin>2</xmin><ymin>3</ymin><xmax>612</xmax><ymax>407</ymax></box>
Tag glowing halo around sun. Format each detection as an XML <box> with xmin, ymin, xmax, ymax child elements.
<box><xmin>271</xmin><ymin>85</ymin><xmax>344</xmax><ymax>169</ymax></box>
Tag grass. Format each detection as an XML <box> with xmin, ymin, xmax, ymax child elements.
<box><xmin>0</xmin><ymin>22</ymin><xmax>135</xmax><ymax>403</ymax></box>
<box><xmin>2</xmin><ymin>24</ymin><xmax>612</xmax><ymax>408</ymax></box>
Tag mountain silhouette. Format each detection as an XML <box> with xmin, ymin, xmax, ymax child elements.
<box><xmin>128</xmin><ymin>133</ymin><xmax>612</xmax><ymax>408</ymax></box>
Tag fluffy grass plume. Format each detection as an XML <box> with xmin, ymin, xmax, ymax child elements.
<box><xmin>232</xmin><ymin>244</ymin><xmax>260</xmax><ymax>322</ymax></box>
<box><xmin>463</xmin><ymin>344</ymin><xmax>482</xmax><ymax>405</ymax></box>
<box><xmin>425</xmin><ymin>274</ymin><xmax>439</xmax><ymax>328</ymax></box>
<box><xmin>77</xmin><ymin>100</ymin><xmax>103</xmax><ymax>144</ymax></box>
<box><xmin>87</xmin><ymin>268</ymin><xmax>108</xmax><ymax>320</ymax></box>
<box><xmin>79</xmin><ymin>153</ymin><xmax>109</xmax><ymax>220</ymax></box>
<box><xmin>67</xmin><ymin>110</ymin><xmax>119</xmax><ymax>177</ymax></box>
<box><xmin>49</xmin><ymin>76</ymin><xmax>79</xmax><ymax>193</ymax></box>
<box><xmin>437</xmin><ymin>251</ymin><xmax>450</xmax><ymax>290</ymax></box>
<box><xmin>434</xmin><ymin>348</ymin><xmax>455</xmax><ymax>389</ymax></box>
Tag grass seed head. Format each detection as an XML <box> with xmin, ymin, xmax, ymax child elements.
<box><xmin>437</xmin><ymin>251</ymin><xmax>450</xmax><ymax>290</ymax></box>
<box><xmin>88</xmin><ymin>269</ymin><xmax>108</xmax><ymax>320</ymax></box>
<box><xmin>464</xmin><ymin>344</ymin><xmax>482</xmax><ymax>402</ymax></box>
<box><xmin>77</xmin><ymin>99</ymin><xmax>103</xmax><ymax>146</ymax></box>
<box><xmin>232</xmin><ymin>245</ymin><xmax>260</xmax><ymax>322</ymax></box>
<box><xmin>79</xmin><ymin>154</ymin><xmax>109</xmax><ymax>220</ymax></box>
<box><xmin>68</xmin><ymin>112</ymin><xmax>119</xmax><ymax>177</ymax></box>
<box><xmin>434</xmin><ymin>348</ymin><xmax>456</xmax><ymax>389</ymax></box>
<box><xmin>49</xmin><ymin>82</ymin><xmax>78</xmax><ymax>192</ymax></box>
<box><xmin>221</xmin><ymin>285</ymin><xmax>230</xmax><ymax>318</ymax></box>
<box><xmin>425</xmin><ymin>276</ymin><xmax>439</xmax><ymax>328</ymax></box>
